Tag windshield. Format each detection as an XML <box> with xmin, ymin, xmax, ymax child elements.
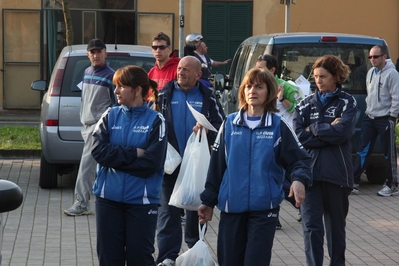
<box><xmin>273</xmin><ymin>43</ymin><xmax>375</xmax><ymax>94</ymax></box>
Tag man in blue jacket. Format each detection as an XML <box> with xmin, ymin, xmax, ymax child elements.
<box><xmin>156</xmin><ymin>56</ymin><xmax>225</xmax><ymax>266</ymax></box>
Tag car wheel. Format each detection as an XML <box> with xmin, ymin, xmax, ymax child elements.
<box><xmin>39</xmin><ymin>153</ymin><xmax>58</xmax><ymax>189</ymax></box>
<box><xmin>366</xmin><ymin>165</ymin><xmax>386</xmax><ymax>184</ymax></box>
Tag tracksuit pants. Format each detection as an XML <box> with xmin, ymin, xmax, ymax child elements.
<box><xmin>75</xmin><ymin>124</ymin><xmax>97</xmax><ymax>209</ymax></box>
<box><xmin>301</xmin><ymin>181</ymin><xmax>349</xmax><ymax>266</ymax></box>
<box><xmin>217</xmin><ymin>207</ymin><xmax>279</xmax><ymax>266</ymax></box>
<box><xmin>353</xmin><ymin>116</ymin><xmax>397</xmax><ymax>188</ymax></box>
<box><xmin>95</xmin><ymin>197</ymin><xmax>158</xmax><ymax>266</ymax></box>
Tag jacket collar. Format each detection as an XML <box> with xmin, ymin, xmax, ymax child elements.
<box><xmin>233</xmin><ymin>108</ymin><xmax>274</xmax><ymax>128</ymax></box>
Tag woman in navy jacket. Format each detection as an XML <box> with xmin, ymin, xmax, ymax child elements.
<box><xmin>91</xmin><ymin>66</ymin><xmax>167</xmax><ymax>266</ymax></box>
<box><xmin>294</xmin><ymin>55</ymin><xmax>356</xmax><ymax>266</ymax></box>
<box><xmin>198</xmin><ymin>68</ymin><xmax>311</xmax><ymax>266</ymax></box>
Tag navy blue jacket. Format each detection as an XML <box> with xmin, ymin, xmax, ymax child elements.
<box><xmin>91</xmin><ymin>103</ymin><xmax>167</xmax><ymax>204</ymax></box>
<box><xmin>159</xmin><ymin>81</ymin><xmax>225</xmax><ymax>178</ymax></box>
<box><xmin>200</xmin><ymin>110</ymin><xmax>311</xmax><ymax>213</ymax></box>
<box><xmin>294</xmin><ymin>87</ymin><xmax>357</xmax><ymax>188</ymax></box>
<box><xmin>194</xmin><ymin>53</ymin><xmax>213</xmax><ymax>80</ymax></box>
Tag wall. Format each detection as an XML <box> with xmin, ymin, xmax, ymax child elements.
<box><xmin>0</xmin><ymin>0</ymin><xmax>40</xmax><ymax>109</ymax></box>
<box><xmin>253</xmin><ymin>0</ymin><xmax>399</xmax><ymax>60</ymax></box>
<box><xmin>138</xmin><ymin>0</ymin><xmax>203</xmax><ymax>50</ymax></box>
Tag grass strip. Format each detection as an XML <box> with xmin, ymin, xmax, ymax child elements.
<box><xmin>0</xmin><ymin>125</ymin><xmax>41</xmax><ymax>150</ymax></box>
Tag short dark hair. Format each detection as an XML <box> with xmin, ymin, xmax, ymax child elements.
<box><xmin>257</xmin><ymin>54</ymin><xmax>279</xmax><ymax>70</ymax></box>
<box><xmin>153</xmin><ymin>32</ymin><xmax>171</xmax><ymax>46</ymax></box>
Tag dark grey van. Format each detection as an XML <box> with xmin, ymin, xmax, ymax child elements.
<box><xmin>215</xmin><ymin>32</ymin><xmax>389</xmax><ymax>184</ymax></box>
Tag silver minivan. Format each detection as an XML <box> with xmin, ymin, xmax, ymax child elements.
<box><xmin>31</xmin><ymin>44</ymin><xmax>155</xmax><ymax>188</ymax></box>
<box><xmin>215</xmin><ymin>32</ymin><xmax>389</xmax><ymax>184</ymax></box>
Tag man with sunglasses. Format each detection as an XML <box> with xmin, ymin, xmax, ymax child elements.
<box><xmin>148</xmin><ymin>32</ymin><xmax>180</xmax><ymax>90</ymax></box>
<box><xmin>352</xmin><ymin>45</ymin><xmax>399</xmax><ymax>196</ymax></box>
<box><xmin>256</xmin><ymin>54</ymin><xmax>302</xmax><ymax>229</ymax></box>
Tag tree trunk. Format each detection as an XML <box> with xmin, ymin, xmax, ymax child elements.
<box><xmin>62</xmin><ymin>0</ymin><xmax>74</xmax><ymax>46</ymax></box>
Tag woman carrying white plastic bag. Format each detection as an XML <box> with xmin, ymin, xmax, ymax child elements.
<box><xmin>169</xmin><ymin>127</ymin><xmax>210</xmax><ymax>210</ymax></box>
<box><xmin>198</xmin><ymin>68</ymin><xmax>312</xmax><ymax>266</ymax></box>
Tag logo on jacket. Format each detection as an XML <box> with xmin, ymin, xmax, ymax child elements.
<box><xmin>111</xmin><ymin>125</ymin><xmax>122</xmax><ymax>130</ymax></box>
<box><xmin>133</xmin><ymin>125</ymin><xmax>149</xmax><ymax>133</ymax></box>
<box><xmin>325</xmin><ymin>106</ymin><xmax>337</xmax><ymax>118</ymax></box>
<box><xmin>231</xmin><ymin>131</ymin><xmax>242</xmax><ymax>136</ymax></box>
<box><xmin>187</xmin><ymin>100</ymin><xmax>203</xmax><ymax>109</ymax></box>
<box><xmin>256</xmin><ymin>131</ymin><xmax>273</xmax><ymax>139</ymax></box>
<box><xmin>310</xmin><ymin>112</ymin><xmax>319</xmax><ymax>120</ymax></box>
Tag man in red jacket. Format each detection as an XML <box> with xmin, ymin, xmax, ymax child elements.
<box><xmin>148</xmin><ymin>32</ymin><xmax>180</xmax><ymax>90</ymax></box>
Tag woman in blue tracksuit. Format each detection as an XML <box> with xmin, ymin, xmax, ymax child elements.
<box><xmin>91</xmin><ymin>66</ymin><xmax>167</xmax><ymax>266</ymax></box>
<box><xmin>198</xmin><ymin>68</ymin><xmax>312</xmax><ymax>266</ymax></box>
<box><xmin>294</xmin><ymin>55</ymin><xmax>357</xmax><ymax>266</ymax></box>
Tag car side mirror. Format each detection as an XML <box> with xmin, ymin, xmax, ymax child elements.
<box><xmin>31</xmin><ymin>80</ymin><xmax>47</xmax><ymax>92</ymax></box>
<box><xmin>214</xmin><ymin>72</ymin><xmax>228</xmax><ymax>92</ymax></box>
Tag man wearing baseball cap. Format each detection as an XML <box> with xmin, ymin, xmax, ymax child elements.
<box><xmin>64</xmin><ymin>38</ymin><xmax>116</xmax><ymax>216</ymax></box>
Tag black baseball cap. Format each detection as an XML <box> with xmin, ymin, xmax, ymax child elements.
<box><xmin>87</xmin><ymin>38</ymin><xmax>106</xmax><ymax>51</ymax></box>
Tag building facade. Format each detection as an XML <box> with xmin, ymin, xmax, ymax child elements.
<box><xmin>0</xmin><ymin>0</ymin><xmax>398</xmax><ymax>109</ymax></box>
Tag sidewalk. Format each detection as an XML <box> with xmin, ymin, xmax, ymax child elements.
<box><xmin>1</xmin><ymin>158</ymin><xmax>399</xmax><ymax>265</ymax></box>
<box><xmin>0</xmin><ymin>109</ymin><xmax>40</xmax><ymax>123</ymax></box>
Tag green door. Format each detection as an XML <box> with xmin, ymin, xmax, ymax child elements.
<box><xmin>202</xmin><ymin>1</ymin><xmax>252</xmax><ymax>74</ymax></box>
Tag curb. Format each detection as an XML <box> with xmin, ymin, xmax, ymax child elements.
<box><xmin>0</xmin><ymin>150</ymin><xmax>41</xmax><ymax>158</ymax></box>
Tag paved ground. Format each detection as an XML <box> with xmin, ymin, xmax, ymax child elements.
<box><xmin>1</xmin><ymin>158</ymin><xmax>399</xmax><ymax>265</ymax></box>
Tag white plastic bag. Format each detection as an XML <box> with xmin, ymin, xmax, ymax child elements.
<box><xmin>164</xmin><ymin>142</ymin><xmax>182</xmax><ymax>175</ymax></box>
<box><xmin>176</xmin><ymin>223</ymin><xmax>218</xmax><ymax>266</ymax></box>
<box><xmin>169</xmin><ymin>128</ymin><xmax>210</xmax><ymax>211</ymax></box>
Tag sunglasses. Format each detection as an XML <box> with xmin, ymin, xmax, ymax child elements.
<box><xmin>151</xmin><ymin>45</ymin><xmax>169</xmax><ymax>50</ymax></box>
<box><xmin>368</xmin><ymin>54</ymin><xmax>384</xmax><ymax>59</ymax></box>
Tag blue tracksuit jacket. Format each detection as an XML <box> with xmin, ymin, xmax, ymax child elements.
<box><xmin>200</xmin><ymin>109</ymin><xmax>312</xmax><ymax>213</ymax></box>
<box><xmin>91</xmin><ymin>103</ymin><xmax>167</xmax><ymax>205</ymax></box>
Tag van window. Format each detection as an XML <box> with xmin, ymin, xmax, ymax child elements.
<box><xmin>272</xmin><ymin>43</ymin><xmax>374</xmax><ymax>94</ymax></box>
<box><xmin>231</xmin><ymin>45</ymin><xmax>252</xmax><ymax>90</ymax></box>
<box><xmin>251</xmin><ymin>44</ymin><xmax>267</xmax><ymax>68</ymax></box>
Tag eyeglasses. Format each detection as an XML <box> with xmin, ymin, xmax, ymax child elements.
<box><xmin>151</xmin><ymin>45</ymin><xmax>169</xmax><ymax>50</ymax></box>
<box><xmin>368</xmin><ymin>54</ymin><xmax>384</xmax><ymax>59</ymax></box>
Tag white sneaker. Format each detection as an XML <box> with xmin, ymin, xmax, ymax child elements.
<box><xmin>64</xmin><ymin>201</ymin><xmax>92</xmax><ymax>216</ymax></box>
<box><xmin>351</xmin><ymin>184</ymin><xmax>359</xmax><ymax>195</ymax></box>
<box><xmin>157</xmin><ymin>258</ymin><xmax>175</xmax><ymax>266</ymax></box>
<box><xmin>377</xmin><ymin>185</ymin><xmax>399</xmax><ymax>197</ymax></box>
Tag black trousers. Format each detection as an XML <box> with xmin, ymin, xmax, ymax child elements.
<box><xmin>96</xmin><ymin>197</ymin><xmax>158</xmax><ymax>266</ymax></box>
<box><xmin>353</xmin><ymin>116</ymin><xmax>397</xmax><ymax>188</ymax></box>
<box><xmin>301</xmin><ymin>181</ymin><xmax>349</xmax><ymax>266</ymax></box>
<box><xmin>217</xmin><ymin>207</ymin><xmax>279</xmax><ymax>266</ymax></box>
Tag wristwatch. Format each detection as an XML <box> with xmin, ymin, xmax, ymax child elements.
<box><xmin>279</xmin><ymin>97</ymin><xmax>285</xmax><ymax>102</ymax></box>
